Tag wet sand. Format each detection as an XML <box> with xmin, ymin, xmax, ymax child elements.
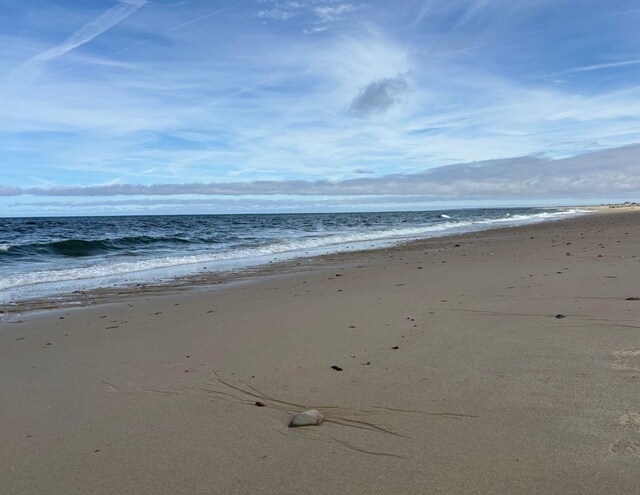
<box><xmin>2</xmin><ymin>208</ymin><xmax>640</xmax><ymax>493</ymax></box>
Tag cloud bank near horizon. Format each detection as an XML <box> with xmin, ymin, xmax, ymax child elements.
<box><xmin>3</xmin><ymin>144</ymin><xmax>639</xmax><ymax>200</ymax></box>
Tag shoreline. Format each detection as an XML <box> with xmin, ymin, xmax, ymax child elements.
<box><xmin>3</xmin><ymin>206</ymin><xmax>640</xmax><ymax>493</ymax></box>
<box><xmin>1</xmin><ymin>206</ymin><xmax>596</xmax><ymax>318</ymax></box>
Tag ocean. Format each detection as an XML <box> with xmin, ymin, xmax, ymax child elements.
<box><xmin>0</xmin><ymin>207</ymin><xmax>588</xmax><ymax>305</ymax></box>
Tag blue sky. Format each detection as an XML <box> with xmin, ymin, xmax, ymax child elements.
<box><xmin>1</xmin><ymin>0</ymin><xmax>640</xmax><ymax>215</ymax></box>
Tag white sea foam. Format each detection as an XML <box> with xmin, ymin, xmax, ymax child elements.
<box><xmin>0</xmin><ymin>208</ymin><xmax>590</xmax><ymax>296</ymax></box>
<box><xmin>0</xmin><ymin>244</ymin><xmax>10</xmax><ymax>252</ymax></box>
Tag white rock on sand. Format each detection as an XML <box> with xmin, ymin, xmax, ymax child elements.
<box><xmin>289</xmin><ymin>409</ymin><xmax>324</xmax><ymax>427</ymax></box>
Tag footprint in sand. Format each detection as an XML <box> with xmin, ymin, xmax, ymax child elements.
<box><xmin>610</xmin><ymin>352</ymin><xmax>640</xmax><ymax>456</ymax></box>
<box><xmin>613</xmin><ymin>348</ymin><xmax>640</xmax><ymax>371</ymax></box>
<box><xmin>610</xmin><ymin>438</ymin><xmax>640</xmax><ymax>455</ymax></box>
<box><xmin>620</xmin><ymin>413</ymin><xmax>640</xmax><ymax>432</ymax></box>
<box><xmin>610</xmin><ymin>412</ymin><xmax>640</xmax><ymax>456</ymax></box>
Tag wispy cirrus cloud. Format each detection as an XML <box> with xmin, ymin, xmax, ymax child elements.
<box><xmin>257</xmin><ymin>1</ymin><xmax>364</xmax><ymax>31</ymax></box>
<box><xmin>314</xmin><ymin>4</ymin><xmax>362</xmax><ymax>22</ymax></box>
<box><xmin>604</xmin><ymin>8</ymin><xmax>640</xmax><ymax>16</ymax></box>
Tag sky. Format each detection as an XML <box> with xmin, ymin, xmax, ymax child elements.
<box><xmin>1</xmin><ymin>0</ymin><xmax>640</xmax><ymax>216</ymax></box>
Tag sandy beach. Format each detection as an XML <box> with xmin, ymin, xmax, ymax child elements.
<box><xmin>2</xmin><ymin>208</ymin><xmax>640</xmax><ymax>494</ymax></box>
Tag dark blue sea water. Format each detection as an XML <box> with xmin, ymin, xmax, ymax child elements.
<box><xmin>0</xmin><ymin>208</ymin><xmax>588</xmax><ymax>304</ymax></box>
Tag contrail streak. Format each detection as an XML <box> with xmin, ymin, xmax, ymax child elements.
<box><xmin>16</xmin><ymin>0</ymin><xmax>147</xmax><ymax>78</ymax></box>
<box><xmin>561</xmin><ymin>59</ymin><xmax>640</xmax><ymax>75</ymax></box>
<box><xmin>45</xmin><ymin>2</ymin><xmax>247</xmax><ymax>76</ymax></box>
<box><xmin>168</xmin><ymin>4</ymin><xmax>240</xmax><ymax>32</ymax></box>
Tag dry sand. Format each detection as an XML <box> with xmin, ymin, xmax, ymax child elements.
<box><xmin>2</xmin><ymin>208</ymin><xmax>640</xmax><ymax>494</ymax></box>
